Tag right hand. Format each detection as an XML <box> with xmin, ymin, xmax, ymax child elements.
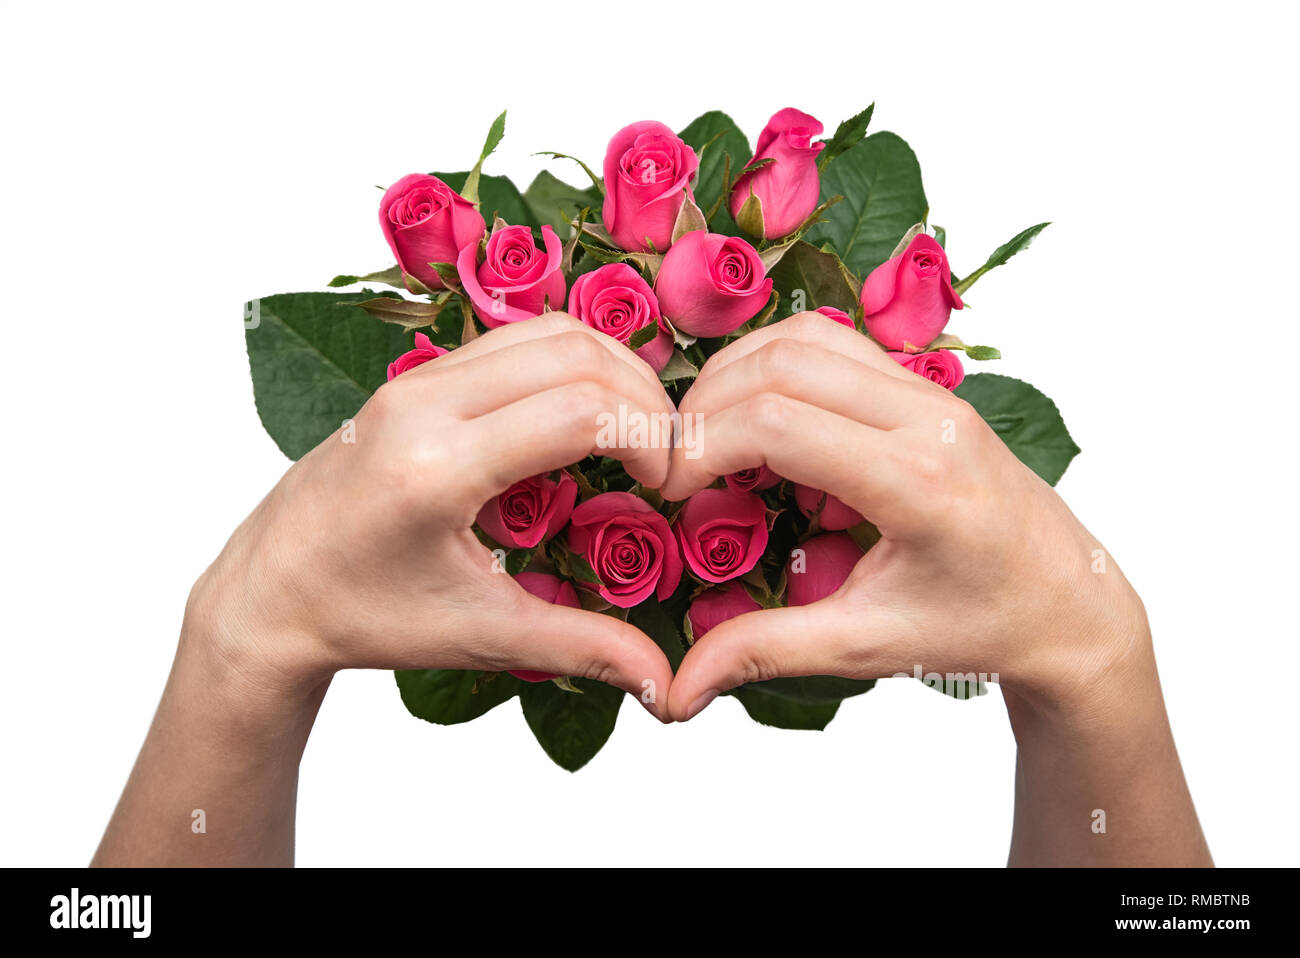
<box><xmin>660</xmin><ymin>311</ymin><xmax>1149</xmax><ymax>721</ymax></box>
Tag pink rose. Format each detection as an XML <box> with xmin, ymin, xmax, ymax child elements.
<box><xmin>725</xmin><ymin>467</ymin><xmax>781</xmax><ymax>493</ymax></box>
<box><xmin>476</xmin><ymin>471</ymin><xmax>577</xmax><ymax>549</ymax></box>
<box><xmin>456</xmin><ymin>224</ymin><xmax>566</xmax><ymax>328</ymax></box>
<box><xmin>565</xmin><ymin>492</ymin><xmax>683</xmax><ymax>608</ymax></box>
<box><xmin>386</xmin><ymin>332</ymin><xmax>449</xmax><ymax>381</ymax></box>
<box><xmin>379</xmin><ymin>174</ymin><xmax>486</xmax><ymax>292</ymax></box>
<box><xmin>509</xmin><ymin>572</ymin><xmax>581</xmax><ymax>682</ymax></box>
<box><xmin>729</xmin><ymin>108</ymin><xmax>825</xmax><ymax>240</ymax></box>
<box><xmin>888</xmin><ymin>349</ymin><xmax>965</xmax><ymax>391</ymax></box>
<box><xmin>654</xmin><ymin>230</ymin><xmax>773</xmax><ymax>337</ymax></box>
<box><xmin>686</xmin><ymin>581</ymin><xmax>761</xmax><ymax>643</ymax></box>
<box><xmin>567</xmin><ymin>263</ymin><xmax>673</xmax><ymax>372</ymax></box>
<box><xmin>786</xmin><ymin>532</ymin><xmax>865</xmax><ymax>606</ymax></box>
<box><xmin>602</xmin><ymin>121</ymin><xmax>700</xmax><ymax>253</ymax></box>
<box><xmin>860</xmin><ymin>234</ymin><xmax>963</xmax><ymax>350</ymax></box>
<box><xmin>814</xmin><ymin>306</ymin><xmax>855</xmax><ymax>329</ymax></box>
<box><xmin>794</xmin><ymin>484</ymin><xmax>864</xmax><ymax>532</ymax></box>
<box><xmin>673</xmin><ymin>488</ymin><xmax>769</xmax><ymax>584</ymax></box>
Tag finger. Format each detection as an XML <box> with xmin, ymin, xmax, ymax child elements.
<box><xmin>495</xmin><ymin>597</ymin><xmax>676</xmax><ymax>722</ymax></box>
<box><xmin>697</xmin><ymin>311</ymin><xmax>914</xmax><ymax>384</ymax></box>
<box><xmin>681</xmin><ymin>336</ymin><xmax>934</xmax><ymax>430</ymax></box>
<box><xmin>428</xmin><ymin>311</ymin><xmax>666</xmax><ymax>394</ymax></box>
<box><xmin>660</xmin><ymin>393</ymin><xmax>903</xmax><ymax>513</ymax></box>
<box><xmin>666</xmin><ymin>600</ymin><xmax>902</xmax><ymax>721</ymax></box>
<box><xmin>421</xmin><ymin>329</ymin><xmax>673</xmax><ymax>422</ymax></box>
<box><xmin>468</xmin><ymin>381</ymin><xmax>674</xmax><ymax>497</ymax></box>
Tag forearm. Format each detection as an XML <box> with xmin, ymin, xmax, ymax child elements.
<box><xmin>1002</xmin><ymin>629</ymin><xmax>1211</xmax><ymax>867</ymax></box>
<box><xmin>92</xmin><ymin>586</ymin><xmax>329</xmax><ymax>867</ymax></box>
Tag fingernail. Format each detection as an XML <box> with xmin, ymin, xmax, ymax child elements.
<box><xmin>684</xmin><ymin>689</ymin><xmax>719</xmax><ymax>721</ymax></box>
<box><xmin>640</xmin><ymin>697</ymin><xmax>672</xmax><ymax>724</ymax></box>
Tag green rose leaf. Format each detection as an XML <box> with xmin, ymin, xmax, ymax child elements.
<box><xmin>952</xmin><ymin>222</ymin><xmax>1051</xmax><ymax>297</ymax></box>
<box><xmin>678</xmin><ymin>111</ymin><xmax>751</xmax><ymax>230</ymax></box>
<box><xmin>460</xmin><ymin>109</ymin><xmax>507</xmax><ymax>207</ymax></box>
<box><xmin>955</xmin><ymin>373</ymin><xmax>1080</xmax><ymax>486</ymax></box>
<box><xmin>520</xmin><ymin>677</ymin><xmax>625</xmax><ymax>772</ymax></box>
<box><xmin>522</xmin><ymin>169</ymin><xmax>603</xmax><ymax>236</ymax></box>
<box><xmin>768</xmin><ymin>240</ymin><xmax>861</xmax><ymax>320</ymax></box>
<box><xmin>818</xmin><ymin>103</ymin><xmax>875</xmax><ymax>171</ymax></box>
<box><xmin>628</xmin><ymin>596</ymin><xmax>687</xmax><ymax>671</ymax></box>
<box><xmin>327</xmin><ymin>265</ymin><xmax>405</xmax><ymax>289</ymax></box>
<box><xmin>804</xmin><ymin>131</ymin><xmax>927</xmax><ymax>280</ymax></box>
<box><xmin>728</xmin><ymin>676</ymin><xmax>876</xmax><ymax>731</ymax></box>
<box><xmin>434</xmin><ymin>171</ymin><xmax>536</xmax><ymax>230</ymax></box>
<box><xmin>244</xmin><ymin>291</ymin><xmax>413</xmax><ymax>460</ymax></box>
<box><xmin>395</xmin><ymin>669</ymin><xmax>522</xmax><ymax>725</ymax></box>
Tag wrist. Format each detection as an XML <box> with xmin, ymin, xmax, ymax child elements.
<box><xmin>1004</xmin><ymin>575</ymin><xmax>1158</xmax><ymax>728</ymax></box>
<box><xmin>182</xmin><ymin>521</ymin><xmax>336</xmax><ymax>708</ymax></box>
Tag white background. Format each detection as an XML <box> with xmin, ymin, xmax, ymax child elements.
<box><xmin>2</xmin><ymin>1</ymin><xmax>1297</xmax><ymax>867</ymax></box>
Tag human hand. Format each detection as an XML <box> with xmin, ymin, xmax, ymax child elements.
<box><xmin>189</xmin><ymin>313</ymin><xmax>678</xmax><ymax>718</ymax></box>
<box><xmin>660</xmin><ymin>311</ymin><xmax>1150</xmax><ymax>722</ymax></box>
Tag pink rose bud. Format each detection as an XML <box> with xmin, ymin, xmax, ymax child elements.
<box><xmin>602</xmin><ymin>121</ymin><xmax>700</xmax><ymax>253</ymax></box>
<box><xmin>729</xmin><ymin>108</ymin><xmax>825</xmax><ymax>240</ymax></box>
<box><xmin>386</xmin><ymin>332</ymin><xmax>450</xmax><ymax>381</ymax></box>
<box><xmin>725</xmin><ymin>466</ymin><xmax>781</xmax><ymax>493</ymax></box>
<box><xmin>794</xmin><ymin>484</ymin><xmax>864</xmax><ymax>532</ymax></box>
<box><xmin>476</xmin><ymin>471</ymin><xmax>578</xmax><ymax>549</ymax></box>
<box><xmin>509</xmin><ymin>572</ymin><xmax>582</xmax><ymax>681</ymax></box>
<box><xmin>565</xmin><ymin>492</ymin><xmax>683</xmax><ymax>608</ymax></box>
<box><xmin>686</xmin><ymin>581</ymin><xmax>762</xmax><ymax>643</ymax></box>
<box><xmin>786</xmin><ymin>532</ymin><xmax>865</xmax><ymax>606</ymax></box>
<box><xmin>456</xmin><ymin>224</ymin><xmax>566</xmax><ymax>328</ymax></box>
<box><xmin>814</xmin><ymin>306</ymin><xmax>856</xmax><ymax>329</ymax></box>
<box><xmin>674</xmin><ymin>488</ymin><xmax>770</xmax><ymax>584</ymax></box>
<box><xmin>379</xmin><ymin>174</ymin><xmax>486</xmax><ymax>292</ymax></box>
<box><xmin>888</xmin><ymin>349</ymin><xmax>965</xmax><ymax>391</ymax></box>
<box><xmin>567</xmin><ymin>263</ymin><xmax>673</xmax><ymax>372</ymax></box>
<box><xmin>860</xmin><ymin>234</ymin><xmax>963</xmax><ymax>350</ymax></box>
<box><xmin>654</xmin><ymin>230</ymin><xmax>773</xmax><ymax>337</ymax></box>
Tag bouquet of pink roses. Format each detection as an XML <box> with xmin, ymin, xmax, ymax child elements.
<box><xmin>244</xmin><ymin>106</ymin><xmax>1073</xmax><ymax>770</ymax></box>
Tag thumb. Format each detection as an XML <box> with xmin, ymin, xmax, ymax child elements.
<box><xmin>667</xmin><ymin>600</ymin><xmax>898</xmax><ymax>722</ymax></box>
<box><xmin>496</xmin><ymin>597</ymin><xmax>676</xmax><ymax>723</ymax></box>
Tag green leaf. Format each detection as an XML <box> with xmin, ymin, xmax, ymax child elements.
<box><xmin>729</xmin><ymin>676</ymin><xmax>876</xmax><ymax>731</ymax></box>
<box><xmin>818</xmin><ymin>103</ymin><xmax>875</xmax><ymax>170</ymax></box>
<box><xmin>628</xmin><ymin>597</ymin><xmax>686</xmax><ymax>671</ymax></box>
<box><xmin>804</xmin><ymin>132</ymin><xmax>927</xmax><ymax>280</ymax></box>
<box><xmin>952</xmin><ymin>222</ymin><xmax>1050</xmax><ymax>297</ymax></box>
<box><xmin>627</xmin><ymin>322</ymin><xmax>659</xmax><ymax>351</ymax></box>
<box><xmin>395</xmin><ymin>669</ymin><xmax>522</xmax><ymax>725</ymax></box>
<box><xmin>244</xmin><ymin>292</ymin><xmax>413</xmax><ymax>460</ymax></box>
<box><xmin>328</xmin><ymin>265</ymin><xmax>404</xmax><ymax>288</ymax></box>
<box><xmin>678</xmin><ymin>111</ymin><xmax>751</xmax><ymax>229</ymax></box>
<box><xmin>434</xmin><ymin>171</ymin><xmax>536</xmax><ymax>229</ymax></box>
<box><xmin>348</xmin><ymin>295</ymin><xmax>450</xmax><ymax>331</ymax></box>
<box><xmin>768</xmin><ymin>241</ymin><xmax>861</xmax><ymax>320</ymax></box>
<box><xmin>460</xmin><ymin>110</ymin><xmax>507</xmax><ymax>206</ymax></box>
<box><xmin>523</xmin><ymin>169</ymin><xmax>603</xmax><ymax>236</ymax></box>
<box><xmin>533</xmin><ymin>152</ymin><xmax>604</xmax><ymax>195</ymax></box>
<box><xmin>954</xmin><ymin>373</ymin><xmax>1080</xmax><ymax>486</ymax></box>
<box><xmin>520</xmin><ymin>677</ymin><xmax>625</xmax><ymax>771</ymax></box>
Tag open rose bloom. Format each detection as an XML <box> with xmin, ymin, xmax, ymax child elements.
<box><xmin>247</xmin><ymin>105</ymin><xmax>1060</xmax><ymax>769</ymax></box>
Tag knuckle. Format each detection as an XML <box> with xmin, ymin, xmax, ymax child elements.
<box><xmin>564</xmin><ymin>380</ymin><xmax>614</xmax><ymax>421</ymax></box>
<box><xmin>786</xmin><ymin>310</ymin><xmax>831</xmax><ymax>336</ymax></box>
<box><xmin>561</xmin><ymin>330</ymin><xmax>613</xmax><ymax>377</ymax></box>
<box><xmin>753</xmin><ymin>338</ymin><xmax>806</xmax><ymax>390</ymax></box>
<box><xmin>582</xmin><ymin>660</ymin><xmax>620</xmax><ymax>688</ymax></box>
<box><xmin>747</xmin><ymin>391</ymin><xmax>793</xmax><ymax>437</ymax></box>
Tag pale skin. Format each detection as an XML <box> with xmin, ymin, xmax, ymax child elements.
<box><xmin>93</xmin><ymin>312</ymin><xmax>1211</xmax><ymax>867</ymax></box>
